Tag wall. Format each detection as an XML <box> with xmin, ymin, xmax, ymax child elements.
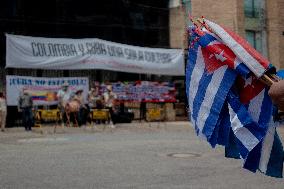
<box><xmin>266</xmin><ymin>0</ymin><xmax>282</xmax><ymax>69</ymax></box>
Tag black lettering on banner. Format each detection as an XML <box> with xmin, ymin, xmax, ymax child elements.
<box><xmin>80</xmin><ymin>79</ymin><xmax>87</xmax><ymax>85</ymax></box>
<box><xmin>56</xmin><ymin>80</ymin><xmax>62</xmax><ymax>85</ymax></box>
<box><xmin>124</xmin><ymin>48</ymin><xmax>137</xmax><ymax>60</ymax></box>
<box><xmin>27</xmin><ymin>79</ymin><xmax>32</xmax><ymax>85</ymax></box>
<box><xmin>78</xmin><ymin>44</ymin><xmax>85</xmax><ymax>56</ymax></box>
<box><xmin>161</xmin><ymin>53</ymin><xmax>171</xmax><ymax>63</ymax></box>
<box><xmin>86</xmin><ymin>43</ymin><xmax>93</xmax><ymax>55</ymax></box>
<box><xmin>144</xmin><ymin>51</ymin><xmax>155</xmax><ymax>62</ymax></box>
<box><xmin>154</xmin><ymin>53</ymin><xmax>161</xmax><ymax>63</ymax></box>
<box><xmin>100</xmin><ymin>43</ymin><xmax>107</xmax><ymax>55</ymax></box>
<box><xmin>31</xmin><ymin>42</ymin><xmax>79</xmax><ymax>57</ymax></box>
<box><xmin>86</xmin><ymin>42</ymin><xmax>107</xmax><ymax>55</ymax></box>
<box><xmin>116</xmin><ymin>47</ymin><xmax>124</xmax><ymax>58</ymax></box>
<box><xmin>45</xmin><ymin>44</ymin><xmax>52</xmax><ymax>56</ymax></box>
<box><xmin>151</xmin><ymin>52</ymin><xmax>156</xmax><ymax>62</ymax></box>
<box><xmin>53</xmin><ymin>44</ymin><xmax>62</xmax><ymax>56</ymax></box>
<box><xmin>31</xmin><ymin>42</ymin><xmax>39</xmax><ymax>56</ymax></box>
<box><xmin>61</xmin><ymin>44</ymin><xmax>68</xmax><ymax>56</ymax></box>
<box><xmin>48</xmin><ymin>43</ymin><xmax>57</xmax><ymax>56</ymax></box>
<box><xmin>39</xmin><ymin>43</ymin><xmax>46</xmax><ymax>56</ymax></box>
<box><xmin>124</xmin><ymin>48</ymin><xmax>130</xmax><ymax>59</ymax></box>
<box><xmin>142</xmin><ymin>51</ymin><xmax>172</xmax><ymax>64</ymax></box>
<box><xmin>138</xmin><ymin>51</ymin><xmax>144</xmax><ymax>61</ymax></box>
<box><xmin>29</xmin><ymin>40</ymin><xmax>173</xmax><ymax>61</ymax></box>
<box><xmin>107</xmin><ymin>45</ymin><xmax>115</xmax><ymax>56</ymax></box>
<box><xmin>156</xmin><ymin>52</ymin><xmax>170</xmax><ymax>63</ymax></box>
<box><xmin>107</xmin><ymin>45</ymin><xmax>125</xmax><ymax>58</ymax></box>
<box><xmin>35</xmin><ymin>80</ymin><xmax>46</xmax><ymax>85</ymax></box>
<box><xmin>31</xmin><ymin>43</ymin><xmax>46</xmax><ymax>57</ymax></box>
<box><xmin>9</xmin><ymin>79</ymin><xmax>15</xmax><ymax>85</ymax></box>
<box><xmin>70</xmin><ymin>44</ymin><xmax>78</xmax><ymax>56</ymax></box>
<box><xmin>48</xmin><ymin>80</ymin><xmax>55</xmax><ymax>85</ymax></box>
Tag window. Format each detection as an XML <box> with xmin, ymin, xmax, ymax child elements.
<box><xmin>246</xmin><ymin>30</ymin><xmax>262</xmax><ymax>52</ymax></box>
<box><xmin>244</xmin><ymin>0</ymin><xmax>260</xmax><ymax>18</ymax></box>
<box><xmin>130</xmin><ymin>12</ymin><xmax>144</xmax><ymax>30</ymax></box>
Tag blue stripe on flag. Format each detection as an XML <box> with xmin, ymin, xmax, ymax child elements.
<box><xmin>258</xmin><ymin>89</ymin><xmax>273</xmax><ymax>128</ymax></box>
<box><xmin>186</xmin><ymin>42</ymin><xmax>199</xmax><ymax>97</ymax></box>
<box><xmin>243</xmin><ymin>142</ymin><xmax>262</xmax><ymax>172</ymax></box>
<box><xmin>227</xmin><ymin>91</ymin><xmax>267</xmax><ymax>160</ymax></box>
<box><xmin>202</xmin><ymin>69</ymin><xmax>236</xmax><ymax>139</ymax></box>
<box><xmin>228</xmin><ymin>91</ymin><xmax>266</xmax><ymax>141</ymax></box>
<box><xmin>191</xmin><ymin>70</ymin><xmax>213</xmax><ymax>123</ymax></box>
<box><xmin>265</xmin><ymin>132</ymin><xmax>284</xmax><ymax>178</ymax></box>
<box><xmin>234</xmin><ymin>137</ymin><xmax>250</xmax><ymax>159</ymax></box>
<box><xmin>216</xmin><ymin>106</ymin><xmax>231</xmax><ymax>146</ymax></box>
<box><xmin>198</xmin><ymin>34</ymin><xmax>216</xmax><ymax>47</ymax></box>
<box><xmin>209</xmin><ymin>103</ymin><xmax>231</xmax><ymax>147</ymax></box>
<box><xmin>225</xmin><ymin>128</ymin><xmax>241</xmax><ymax>159</ymax></box>
<box><xmin>235</xmin><ymin>63</ymin><xmax>251</xmax><ymax>78</ymax></box>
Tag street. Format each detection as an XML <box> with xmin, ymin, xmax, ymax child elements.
<box><xmin>0</xmin><ymin>122</ymin><xmax>283</xmax><ymax>189</ymax></box>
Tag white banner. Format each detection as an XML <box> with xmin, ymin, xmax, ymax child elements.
<box><xmin>6</xmin><ymin>34</ymin><xmax>184</xmax><ymax>76</ymax></box>
<box><xmin>6</xmin><ymin>75</ymin><xmax>89</xmax><ymax>106</ymax></box>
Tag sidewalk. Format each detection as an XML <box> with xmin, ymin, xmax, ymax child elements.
<box><xmin>2</xmin><ymin>121</ymin><xmax>284</xmax><ymax>142</ymax></box>
<box><xmin>0</xmin><ymin>121</ymin><xmax>193</xmax><ymax>139</ymax></box>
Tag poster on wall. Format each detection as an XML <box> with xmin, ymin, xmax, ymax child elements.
<box><xmin>111</xmin><ymin>81</ymin><xmax>176</xmax><ymax>102</ymax></box>
<box><xmin>6</xmin><ymin>75</ymin><xmax>89</xmax><ymax>106</ymax></box>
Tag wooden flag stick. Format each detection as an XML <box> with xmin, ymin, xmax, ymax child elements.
<box><xmin>269</xmin><ymin>74</ymin><xmax>280</xmax><ymax>82</ymax></box>
<box><xmin>261</xmin><ymin>74</ymin><xmax>275</xmax><ymax>86</ymax></box>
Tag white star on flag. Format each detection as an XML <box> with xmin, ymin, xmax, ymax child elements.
<box><xmin>244</xmin><ymin>76</ymin><xmax>254</xmax><ymax>88</ymax></box>
<box><xmin>214</xmin><ymin>50</ymin><xmax>227</xmax><ymax>62</ymax></box>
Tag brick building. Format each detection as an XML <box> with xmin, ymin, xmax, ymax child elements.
<box><xmin>169</xmin><ymin>0</ymin><xmax>284</xmax><ymax>69</ymax></box>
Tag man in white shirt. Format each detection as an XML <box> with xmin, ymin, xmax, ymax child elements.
<box><xmin>57</xmin><ymin>82</ymin><xmax>72</xmax><ymax>124</ymax></box>
<box><xmin>103</xmin><ymin>85</ymin><xmax>117</xmax><ymax>127</ymax></box>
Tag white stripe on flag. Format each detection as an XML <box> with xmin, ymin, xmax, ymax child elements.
<box><xmin>202</xmin><ymin>28</ymin><xmax>221</xmax><ymax>41</ymax></box>
<box><xmin>196</xmin><ymin>65</ymin><xmax>227</xmax><ymax>136</ymax></box>
<box><xmin>207</xmin><ymin>40</ymin><xmax>221</xmax><ymax>46</ymax></box>
<box><xmin>204</xmin><ymin>19</ymin><xmax>266</xmax><ymax>77</ymax></box>
<box><xmin>248</xmin><ymin>89</ymin><xmax>265</xmax><ymax>122</ymax></box>
<box><xmin>259</xmin><ymin>119</ymin><xmax>276</xmax><ymax>173</ymax></box>
<box><xmin>228</xmin><ymin>104</ymin><xmax>260</xmax><ymax>151</ymax></box>
<box><xmin>188</xmin><ymin>46</ymin><xmax>205</xmax><ymax>123</ymax></box>
<box><xmin>233</xmin><ymin>58</ymin><xmax>242</xmax><ymax>69</ymax></box>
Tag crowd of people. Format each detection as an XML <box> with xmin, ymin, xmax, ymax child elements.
<box><xmin>0</xmin><ymin>81</ymin><xmax>133</xmax><ymax>131</ymax></box>
<box><xmin>0</xmin><ymin>79</ymin><xmax>283</xmax><ymax>131</ymax></box>
<box><xmin>55</xmin><ymin>82</ymin><xmax>121</xmax><ymax>128</ymax></box>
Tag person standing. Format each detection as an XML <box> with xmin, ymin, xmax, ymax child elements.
<box><xmin>18</xmin><ymin>89</ymin><xmax>33</xmax><ymax>131</ymax></box>
<box><xmin>73</xmin><ymin>89</ymin><xmax>89</xmax><ymax>127</ymax></box>
<box><xmin>57</xmin><ymin>82</ymin><xmax>71</xmax><ymax>125</ymax></box>
<box><xmin>0</xmin><ymin>92</ymin><xmax>7</xmax><ymax>132</ymax></box>
<box><xmin>103</xmin><ymin>85</ymin><xmax>117</xmax><ymax>127</ymax></box>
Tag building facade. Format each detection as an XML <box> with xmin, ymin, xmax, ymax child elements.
<box><xmin>169</xmin><ymin>0</ymin><xmax>284</xmax><ymax>69</ymax></box>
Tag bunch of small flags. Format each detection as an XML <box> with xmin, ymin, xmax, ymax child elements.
<box><xmin>186</xmin><ymin>17</ymin><xmax>283</xmax><ymax>178</ymax></box>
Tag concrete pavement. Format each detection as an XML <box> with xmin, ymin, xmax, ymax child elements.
<box><xmin>0</xmin><ymin>121</ymin><xmax>283</xmax><ymax>189</ymax></box>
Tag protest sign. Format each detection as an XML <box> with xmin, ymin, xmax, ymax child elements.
<box><xmin>6</xmin><ymin>75</ymin><xmax>89</xmax><ymax>106</ymax></box>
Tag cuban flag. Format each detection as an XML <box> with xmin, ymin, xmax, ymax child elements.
<box><xmin>204</xmin><ymin>19</ymin><xmax>270</xmax><ymax>78</ymax></box>
<box><xmin>186</xmin><ymin>26</ymin><xmax>249</xmax><ymax>142</ymax></box>
<box><xmin>226</xmin><ymin>76</ymin><xmax>284</xmax><ymax>178</ymax></box>
<box><xmin>186</xmin><ymin>23</ymin><xmax>284</xmax><ymax>178</ymax></box>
